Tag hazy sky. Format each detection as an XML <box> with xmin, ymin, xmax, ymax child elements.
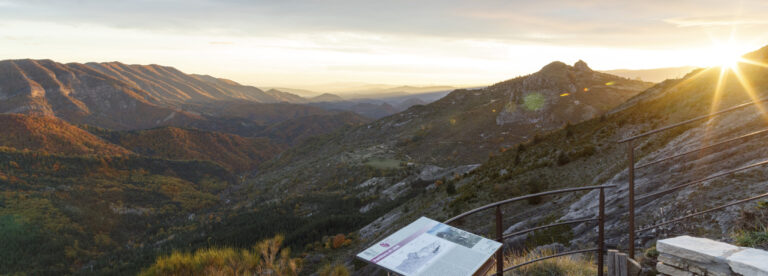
<box><xmin>2</xmin><ymin>0</ymin><xmax>768</xmax><ymax>89</ymax></box>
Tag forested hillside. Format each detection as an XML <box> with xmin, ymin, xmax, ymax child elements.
<box><xmin>89</xmin><ymin>126</ymin><xmax>284</xmax><ymax>172</ymax></box>
<box><xmin>0</xmin><ymin>148</ymin><xmax>233</xmax><ymax>274</ymax></box>
<box><xmin>0</xmin><ymin>114</ymin><xmax>131</xmax><ymax>156</ymax></box>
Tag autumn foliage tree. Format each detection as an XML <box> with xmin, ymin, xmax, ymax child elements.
<box><xmin>331</xmin><ymin>234</ymin><xmax>346</xmax><ymax>249</ymax></box>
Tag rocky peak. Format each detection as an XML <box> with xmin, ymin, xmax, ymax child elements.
<box><xmin>537</xmin><ymin>60</ymin><xmax>592</xmax><ymax>77</ymax></box>
<box><xmin>574</xmin><ymin>59</ymin><xmax>592</xmax><ymax>71</ymax></box>
<box><xmin>540</xmin><ymin>61</ymin><xmax>569</xmax><ymax>72</ymax></box>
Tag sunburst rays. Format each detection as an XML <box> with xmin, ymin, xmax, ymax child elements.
<box><xmin>729</xmin><ymin>61</ymin><xmax>768</xmax><ymax>122</ymax></box>
<box><xmin>702</xmin><ymin>66</ymin><xmax>729</xmax><ymax>147</ymax></box>
<box><xmin>737</xmin><ymin>58</ymin><xmax>768</xmax><ymax>69</ymax></box>
<box><xmin>686</xmin><ymin>43</ymin><xmax>768</xmax><ymax>171</ymax></box>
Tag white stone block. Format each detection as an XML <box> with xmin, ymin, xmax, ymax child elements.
<box><xmin>657</xmin><ymin>236</ymin><xmax>740</xmax><ymax>264</ymax></box>
<box><xmin>727</xmin><ymin>248</ymin><xmax>768</xmax><ymax>276</ymax></box>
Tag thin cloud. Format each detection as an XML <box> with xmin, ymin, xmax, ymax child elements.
<box><xmin>3</xmin><ymin>0</ymin><xmax>768</xmax><ymax>86</ymax></box>
<box><xmin>665</xmin><ymin>17</ymin><xmax>768</xmax><ymax>27</ymax></box>
<box><xmin>2</xmin><ymin>0</ymin><xmax>767</xmax><ymax>47</ymax></box>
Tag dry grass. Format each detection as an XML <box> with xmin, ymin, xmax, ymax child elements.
<box><xmin>140</xmin><ymin>235</ymin><xmax>302</xmax><ymax>276</ymax></box>
<box><xmin>317</xmin><ymin>263</ymin><xmax>350</xmax><ymax>276</ymax></box>
<box><xmin>494</xmin><ymin>249</ymin><xmax>598</xmax><ymax>276</ymax></box>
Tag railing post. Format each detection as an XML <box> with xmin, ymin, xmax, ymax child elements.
<box><xmin>627</xmin><ymin>140</ymin><xmax>635</xmax><ymax>259</ymax></box>
<box><xmin>495</xmin><ymin>205</ymin><xmax>503</xmax><ymax>276</ymax></box>
<box><xmin>598</xmin><ymin>187</ymin><xmax>605</xmax><ymax>276</ymax></box>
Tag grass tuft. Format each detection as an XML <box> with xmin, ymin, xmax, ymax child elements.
<box><xmin>733</xmin><ymin>225</ymin><xmax>768</xmax><ymax>249</ymax></box>
<box><xmin>495</xmin><ymin>249</ymin><xmax>597</xmax><ymax>276</ymax></box>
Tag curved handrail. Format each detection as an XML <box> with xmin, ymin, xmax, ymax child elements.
<box><xmin>502</xmin><ymin>248</ymin><xmax>598</xmax><ymax>272</ymax></box>
<box><xmin>637</xmin><ymin>191</ymin><xmax>768</xmax><ymax>233</ymax></box>
<box><xmin>636</xmin><ymin>127</ymin><xmax>768</xmax><ymax>169</ymax></box>
<box><xmin>620</xmin><ymin>98</ymin><xmax>768</xmax><ymax>260</ymax></box>
<box><xmin>502</xmin><ymin>217</ymin><xmax>597</xmax><ymax>239</ymax></box>
<box><xmin>635</xmin><ymin>159</ymin><xmax>768</xmax><ymax>202</ymax></box>
<box><xmin>618</xmin><ymin>97</ymin><xmax>768</xmax><ymax>143</ymax></box>
<box><xmin>444</xmin><ymin>184</ymin><xmax>616</xmax><ymax>224</ymax></box>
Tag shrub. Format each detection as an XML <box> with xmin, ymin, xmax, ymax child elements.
<box><xmin>733</xmin><ymin>226</ymin><xmax>768</xmax><ymax>249</ymax></box>
<box><xmin>532</xmin><ymin>134</ymin><xmax>543</xmax><ymax>145</ymax></box>
<box><xmin>524</xmin><ymin>179</ymin><xmax>544</xmax><ymax>205</ymax></box>
<box><xmin>644</xmin><ymin>246</ymin><xmax>659</xmax><ymax>259</ymax></box>
<box><xmin>446</xmin><ymin>182</ymin><xmax>457</xmax><ymax>195</ymax></box>
<box><xmin>556</xmin><ymin>151</ymin><xmax>570</xmax><ymax>166</ymax></box>
<box><xmin>731</xmin><ymin>203</ymin><xmax>768</xmax><ymax>249</ymax></box>
<box><xmin>140</xmin><ymin>235</ymin><xmax>302</xmax><ymax>276</ymax></box>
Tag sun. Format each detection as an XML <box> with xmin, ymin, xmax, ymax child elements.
<box><xmin>708</xmin><ymin>42</ymin><xmax>745</xmax><ymax>70</ymax></box>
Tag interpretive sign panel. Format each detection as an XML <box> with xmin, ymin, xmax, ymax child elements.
<box><xmin>356</xmin><ymin>217</ymin><xmax>502</xmax><ymax>276</ymax></box>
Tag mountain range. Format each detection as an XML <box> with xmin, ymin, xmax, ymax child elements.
<box><xmin>0</xmin><ymin>59</ymin><xmax>444</xmax><ymax>134</ymax></box>
<box><xmin>4</xmin><ymin>45</ymin><xmax>768</xmax><ymax>275</ymax></box>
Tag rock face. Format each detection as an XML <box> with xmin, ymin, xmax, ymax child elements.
<box><xmin>655</xmin><ymin>236</ymin><xmax>768</xmax><ymax>276</ymax></box>
<box><xmin>86</xmin><ymin>62</ymin><xmax>306</xmax><ymax>105</ymax></box>
<box><xmin>0</xmin><ymin>59</ymin><xmax>202</xmax><ymax>129</ymax></box>
<box><xmin>493</xmin><ymin>60</ymin><xmax>646</xmax><ymax>128</ymax></box>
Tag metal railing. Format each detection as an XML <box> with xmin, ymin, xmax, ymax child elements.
<box><xmin>619</xmin><ymin>97</ymin><xmax>768</xmax><ymax>259</ymax></box>
<box><xmin>444</xmin><ymin>184</ymin><xmax>615</xmax><ymax>276</ymax></box>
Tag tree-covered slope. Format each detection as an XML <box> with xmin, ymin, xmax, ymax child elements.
<box><xmin>0</xmin><ymin>114</ymin><xmax>131</xmax><ymax>156</ymax></box>
<box><xmin>90</xmin><ymin>126</ymin><xmax>284</xmax><ymax>172</ymax></box>
<box><xmin>0</xmin><ymin>149</ymin><xmax>234</xmax><ymax>275</ymax></box>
